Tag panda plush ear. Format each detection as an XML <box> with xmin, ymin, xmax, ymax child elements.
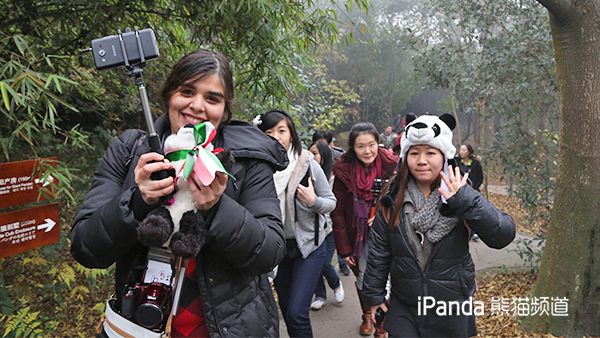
<box><xmin>438</xmin><ymin>113</ymin><xmax>456</xmax><ymax>131</ymax></box>
<box><xmin>405</xmin><ymin>113</ymin><xmax>417</xmax><ymax>125</ymax></box>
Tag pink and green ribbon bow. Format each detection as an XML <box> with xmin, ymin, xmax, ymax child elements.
<box><xmin>165</xmin><ymin>122</ymin><xmax>234</xmax><ymax>186</ymax></box>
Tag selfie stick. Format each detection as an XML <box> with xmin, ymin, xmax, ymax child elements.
<box><xmin>118</xmin><ymin>28</ymin><xmax>170</xmax><ymax>182</ymax></box>
<box><xmin>118</xmin><ymin>28</ymin><xmax>161</xmax><ymax>153</ymax></box>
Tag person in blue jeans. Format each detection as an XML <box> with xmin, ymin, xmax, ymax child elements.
<box><xmin>308</xmin><ymin>141</ymin><xmax>345</xmax><ymax>310</ymax></box>
<box><xmin>255</xmin><ymin>111</ymin><xmax>337</xmax><ymax>337</ymax></box>
<box><xmin>312</xmin><ymin>130</ymin><xmax>352</xmax><ymax>277</ymax></box>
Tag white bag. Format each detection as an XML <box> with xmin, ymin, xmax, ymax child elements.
<box><xmin>103</xmin><ymin>298</ymin><xmax>166</xmax><ymax>338</ymax></box>
<box><xmin>102</xmin><ymin>250</ymin><xmax>184</xmax><ymax>338</ymax></box>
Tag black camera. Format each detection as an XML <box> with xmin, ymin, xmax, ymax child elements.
<box><xmin>90</xmin><ymin>27</ymin><xmax>159</xmax><ymax>70</ymax></box>
<box><xmin>121</xmin><ymin>282</ymin><xmax>173</xmax><ymax>330</ymax></box>
<box><xmin>371</xmin><ymin>178</ymin><xmax>390</xmax><ymax>195</ymax></box>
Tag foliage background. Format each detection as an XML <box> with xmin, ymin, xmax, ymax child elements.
<box><xmin>0</xmin><ymin>0</ymin><xmax>560</xmax><ymax>336</ymax></box>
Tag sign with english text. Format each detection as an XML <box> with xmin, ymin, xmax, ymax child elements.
<box><xmin>0</xmin><ymin>158</ymin><xmax>57</xmax><ymax>209</ymax></box>
<box><xmin>0</xmin><ymin>203</ymin><xmax>60</xmax><ymax>259</ymax></box>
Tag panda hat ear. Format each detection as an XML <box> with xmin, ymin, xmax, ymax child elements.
<box><xmin>405</xmin><ymin>112</ymin><xmax>417</xmax><ymax>125</ymax></box>
<box><xmin>438</xmin><ymin>113</ymin><xmax>456</xmax><ymax>131</ymax></box>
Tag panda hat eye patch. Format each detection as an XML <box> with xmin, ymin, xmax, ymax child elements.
<box><xmin>432</xmin><ymin>124</ymin><xmax>440</xmax><ymax>137</ymax></box>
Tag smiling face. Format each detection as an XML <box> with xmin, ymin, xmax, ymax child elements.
<box><xmin>353</xmin><ymin>133</ymin><xmax>379</xmax><ymax>167</ymax></box>
<box><xmin>168</xmin><ymin>73</ymin><xmax>226</xmax><ymax>134</ymax></box>
<box><xmin>406</xmin><ymin>144</ymin><xmax>445</xmax><ymax>189</ymax></box>
<box><xmin>265</xmin><ymin>119</ymin><xmax>292</xmax><ymax>151</ymax></box>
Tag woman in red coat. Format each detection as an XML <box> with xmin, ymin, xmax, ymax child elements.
<box><xmin>331</xmin><ymin>122</ymin><xmax>398</xmax><ymax>337</ymax></box>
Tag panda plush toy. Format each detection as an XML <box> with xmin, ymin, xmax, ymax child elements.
<box><xmin>137</xmin><ymin>123</ymin><xmax>234</xmax><ymax>258</ymax></box>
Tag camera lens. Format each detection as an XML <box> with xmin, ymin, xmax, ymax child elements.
<box><xmin>98</xmin><ymin>49</ymin><xmax>106</xmax><ymax>57</ymax></box>
<box><xmin>135</xmin><ymin>303</ymin><xmax>164</xmax><ymax>329</ymax></box>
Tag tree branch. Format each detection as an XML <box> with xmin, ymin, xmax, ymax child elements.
<box><xmin>535</xmin><ymin>0</ymin><xmax>573</xmax><ymax>22</ymax></box>
<box><xmin>487</xmin><ymin>15</ymin><xmax>555</xmax><ymax>85</ymax></box>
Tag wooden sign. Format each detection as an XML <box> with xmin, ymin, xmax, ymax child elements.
<box><xmin>0</xmin><ymin>203</ymin><xmax>60</xmax><ymax>259</ymax></box>
<box><xmin>0</xmin><ymin>158</ymin><xmax>56</xmax><ymax>209</ymax></box>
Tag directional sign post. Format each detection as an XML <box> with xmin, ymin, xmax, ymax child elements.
<box><xmin>0</xmin><ymin>158</ymin><xmax>56</xmax><ymax>209</ymax></box>
<box><xmin>0</xmin><ymin>203</ymin><xmax>60</xmax><ymax>259</ymax></box>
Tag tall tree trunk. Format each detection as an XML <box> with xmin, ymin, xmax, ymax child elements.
<box><xmin>522</xmin><ymin>1</ymin><xmax>600</xmax><ymax>336</ymax></box>
<box><xmin>474</xmin><ymin>113</ymin><xmax>481</xmax><ymax>146</ymax></box>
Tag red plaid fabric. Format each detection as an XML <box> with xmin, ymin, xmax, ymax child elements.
<box><xmin>171</xmin><ymin>258</ymin><xmax>209</xmax><ymax>337</ymax></box>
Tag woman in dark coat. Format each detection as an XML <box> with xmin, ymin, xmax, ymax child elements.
<box><xmin>331</xmin><ymin>122</ymin><xmax>399</xmax><ymax>337</ymax></box>
<box><xmin>455</xmin><ymin>143</ymin><xmax>483</xmax><ymax>191</ymax></box>
<box><xmin>363</xmin><ymin>114</ymin><xmax>515</xmax><ymax>338</ymax></box>
<box><xmin>70</xmin><ymin>49</ymin><xmax>287</xmax><ymax>337</ymax></box>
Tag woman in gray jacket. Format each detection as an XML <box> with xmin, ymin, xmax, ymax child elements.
<box><xmin>255</xmin><ymin>110</ymin><xmax>337</xmax><ymax>338</ymax></box>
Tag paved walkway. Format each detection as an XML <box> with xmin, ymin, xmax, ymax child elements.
<box><xmin>279</xmin><ymin>231</ymin><xmax>543</xmax><ymax>338</ymax></box>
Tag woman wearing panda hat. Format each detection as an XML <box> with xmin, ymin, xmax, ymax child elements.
<box><xmin>362</xmin><ymin>113</ymin><xmax>515</xmax><ymax>337</ymax></box>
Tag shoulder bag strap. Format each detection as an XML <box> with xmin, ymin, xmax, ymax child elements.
<box><xmin>163</xmin><ymin>256</ymin><xmax>183</xmax><ymax>338</ymax></box>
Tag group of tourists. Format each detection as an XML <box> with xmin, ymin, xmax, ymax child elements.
<box><xmin>70</xmin><ymin>49</ymin><xmax>515</xmax><ymax>338</ymax></box>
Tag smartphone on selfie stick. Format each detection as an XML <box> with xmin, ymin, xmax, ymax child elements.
<box><xmin>83</xmin><ymin>28</ymin><xmax>182</xmax><ymax>329</ymax></box>
<box><xmin>83</xmin><ymin>27</ymin><xmax>173</xmax><ymax>190</ymax></box>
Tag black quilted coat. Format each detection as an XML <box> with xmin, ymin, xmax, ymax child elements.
<box><xmin>70</xmin><ymin>115</ymin><xmax>288</xmax><ymax>337</ymax></box>
<box><xmin>363</xmin><ymin>185</ymin><xmax>515</xmax><ymax>337</ymax></box>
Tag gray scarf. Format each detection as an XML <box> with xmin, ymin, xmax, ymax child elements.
<box><xmin>407</xmin><ymin>179</ymin><xmax>458</xmax><ymax>243</ymax></box>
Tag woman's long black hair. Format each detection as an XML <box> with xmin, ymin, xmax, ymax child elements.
<box><xmin>310</xmin><ymin>141</ymin><xmax>334</xmax><ymax>179</ymax></box>
<box><xmin>379</xmin><ymin>152</ymin><xmax>442</xmax><ymax>229</ymax></box>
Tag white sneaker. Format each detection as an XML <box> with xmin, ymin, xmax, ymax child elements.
<box><xmin>311</xmin><ymin>299</ymin><xmax>325</xmax><ymax>310</ymax></box>
<box><xmin>334</xmin><ymin>284</ymin><xmax>345</xmax><ymax>303</ymax></box>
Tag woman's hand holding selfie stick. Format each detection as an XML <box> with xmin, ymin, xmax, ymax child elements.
<box><xmin>135</xmin><ymin>153</ymin><xmax>174</xmax><ymax>206</ymax></box>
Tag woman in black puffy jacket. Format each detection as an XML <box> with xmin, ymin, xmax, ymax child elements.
<box><xmin>363</xmin><ymin>114</ymin><xmax>515</xmax><ymax>338</ymax></box>
<box><xmin>70</xmin><ymin>49</ymin><xmax>287</xmax><ymax>337</ymax></box>
<box><xmin>455</xmin><ymin>143</ymin><xmax>483</xmax><ymax>191</ymax></box>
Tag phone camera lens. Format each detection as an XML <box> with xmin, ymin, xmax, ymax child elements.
<box><xmin>98</xmin><ymin>50</ymin><xmax>106</xmax><ymax>57</ymax></box>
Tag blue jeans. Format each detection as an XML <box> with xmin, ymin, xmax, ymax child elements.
<box><xmin>314</xmin><ymin>232</ymin><xmax>341</xmax><ymax>301</ymax></box>
<box><xmin>338</xmin><ymin>252</ymin><xmax>345</xmax><ymax>266</ymax></box>
<box><xmin>275</xmin><ymin>239</ymin><xmax>326</xmax><ymax>338</ymax></box>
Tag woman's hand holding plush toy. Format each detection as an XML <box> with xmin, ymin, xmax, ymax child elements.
<box><xmin>135</xmin><ymin>152</ymin><xmax>174</xmax><ymax>206</ymax></box>
<box><xmin>439</xmin><ymin>165</ymin><xmax>469</xmax><ymax>200</ymax></box>
<box><xmin>189</xmin><ymin>171</ymin><xmax>228</xmax><ymax>213</ymax></box>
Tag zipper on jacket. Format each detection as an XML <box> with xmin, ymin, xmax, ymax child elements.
<box><xmin>398</xmin><ymin>205</ymin><xmax>421</xmax><ymax>267</ymax></box>
<box><xmin>124</xmin><ymin>133</ymin><xmax>145</xmax><ymax>167</ymax></box>
<box><xmin>196</xmin><ymin>256</ymin><xmax>226</xmax><ymax>338</ymax></box>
